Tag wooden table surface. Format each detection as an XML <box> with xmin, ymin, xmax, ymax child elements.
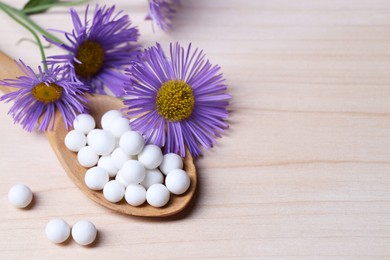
<box><xmin>1</xmin><ymin>0</ymin><xmax>390</xmax><ymax>258</ymax></box>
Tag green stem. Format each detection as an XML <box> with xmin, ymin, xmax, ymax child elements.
<box><xmin>0</xmin><ymin>2</ymin><xmax>63</xmax><ymax>44</ymax></box>
<box><xmin>17</xmin><ymin>12</ymin><xmax>63</xmax><ymax>44</ymax></box>
<box><xmin>0</xmin><ymin>2</ymin><xmax>48</xmax><ymax>71</ymax></box>
<box><xmin>22</xmin><ymin>0</ymin><xmax>89</xmax><ymax>15</ymax></box>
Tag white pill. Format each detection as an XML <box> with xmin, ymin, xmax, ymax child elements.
<box><xmin>115</xmin><ymin>170</ymin><xmax>131</xmax><ymax>187</ymax></box>
<box><xmin>103</xmin><ymin>180</ymin><xmax>125</xmax><ymax>203</ymax></box>
<box><xmin>77</xmin><ymin>146</ymin><xmax>99</xmax><ymax>168</ymax></box>
<box><xmin>146</xmin><ymin>184</ymin><xmax>170</xmax><ymax>208</ymax></box>
<box><xmin>64</xmin><ymin>130</ymin><xmax>87</xmax><ymax>152</ymax></box>
<box><xmin>84</xmin><ymin>167</ymin><xmax>109</xmax><ymax>190</ymax></box>
<box><xmin>71</xmin><ymin>220</ymin><xmax>97</xmax><ymax>246</ymax></box>
<box><xmin>45</xmin><ymin>218</ymin><xmax>70</xmax><ymax>244</ymax></box>
<box><xmin>111</xmin><ymin>148</ymin><xmax>132</xmax><ymax>169</ymax></box>
<box><xmin>86</xmin><ymin>129</ymin><xmax>101</xmax><ymax>146</ymax></box>
<box><xmin>110</xmin><ymin>117</ymin><xmax>131</xmax><ymax>138</ymax></box>
<box><xmin>119</xmin><ymin>131</ymin><xmax>145</xmax><ymax>155</ymax></box>
<box><xmin>165</xmin><ymin>169</ymin><xmax>191</xmax><ymax>195</ymax></box>
<box><xmin>8</xmin><ymin>184</ymin><xmax>33</xmax><ymax>208</ymax></box>
<box><xmin>159</xmin><ymin>153</ymin><xmax>183</xmax><ymax>175</ymax></box>
<box><xmin>101</xmin><ymin>110</ymin><xmax>123</xmax><ymax>131</ymax></box>
<box><xmin>120</xmin><ymin>160</ymin><xmax>146</xmax><ymax>184</ymax></box>
<box><xmin>87</xmin><ymin>130</ymin><xmax>116</xmax><ymax>156</ymax></box>
<box><xmin>73</xmin><ymin>113</ymin><xmax>96</xmax><ymax>134</ymax></box>
<box><xmin>141</xmin><ymin>169</ymin><xmax>164</xmax><ymax>189</ymax></box>
<box><xmin>125</xmin><ymin>184</ymin><xmax>146</xmax><ymax>206</ymax></box>
<box><xmin>138</xmin><ymin>144</ymin><xmax>163</xmax><ymax>169</ymax></box>
<box><xmin>98</xmin><ymin>156</ymin><xmax>118</xmax><ymax>177</ymax></box>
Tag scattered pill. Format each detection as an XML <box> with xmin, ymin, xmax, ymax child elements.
<box><xmin>159</xmin><ymin>153</ymin><xmax>183</xmax><ymax>175</ymax></box>
<box><xmin>101</xmin><ymin>110</ymin><xmax>123</xmax><ymax>131</ymax></box>
<box><xmin>110</xmin><ymin>117</ymin><xmax>131</xmax><ymax>138</ymax></box>
<box><xmin>120</xmin><ymin>160</ymin><xmax>146</xmax><ymax>184</ymax></box>
<box><xmin>138</xmin><ymin>144</ymin><xmax>163</xmax><ymax>169</ymax></box>
<box><xmin>73</xmin><ymin>114</ymin><xmax>96</xmax><ymax>134</ymax></box>
<box><xmin>103</xmin><ymin>180</ymin><xmax>125</xmax><ymax>203</ymax></box>
<box><xmin>84</xmin><ymin>167</ymin><xmax>109</xmax><ymax>190</ymax></box>
<box><xmin>119</xmin><ymin>131</ymin><xmax>144</xmax><ymax>155</ymax></box>
<box><xmin>71</xmin><ymin>220</ymin><xmax>97</xmax><ymax>246</ymax></box>
<box><xmin>45</xmin><ymin>218</ymin><xmax>71</xmax><ymax>244</ymax></box>
<box><xmin>146</xmin><ymin>184</ymin><xmax>170</xmax><ymax>208</ymax></box>
<box><xmin>64</xmin><ymin>130</ymin><xmax>87</xmax><ymax>152</ymax></box>
<box><xmin>87</xmin><ymin>129</ymin><xmax>116</xmax><ymax>156</ymax></box>
<box><xmin>98</xmin><ymin>156</ymin><xmax>118</xmax><ymax>178</ymax></box>
<box><xmin>141</xmin><ymin>169</ymin><xmax>164</xmax><ymax>189</ymax></box>
<box><xmin>165</xmin><ymin>169</ymin><xmax>191</xmax><ymax>195</ymax></box>
<box><xmin>8</xmin><ymin>184</ymin><xmax>33</xmax><ymax>208</ymax></box>
<box><xmin>125</xmin><ymin>184</ymin><xmax>146</xmax><ymax>206</ymax></box>
<box><xmin>77</xmin><ymin>146</ymin><xmax>99</xmax><ymax>168</ymax></box>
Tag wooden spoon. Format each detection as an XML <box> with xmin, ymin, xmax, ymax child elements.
<box><xmin>0</xmin><ymin>51</ymin><xmax>197</xmax><ymax>217</ymax></box>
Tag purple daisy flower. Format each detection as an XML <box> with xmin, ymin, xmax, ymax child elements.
<box><xmin>0</xmin><ymin>60</ymin><xmax>87</xmax><ymax>132</ymax></box>
<box><xmin>124</xmin><ymin>42</ymin><xmax>231</xmax><ymax>157</ymax></box>
<box><xmin>45</xmin><ymin>5</ymin><xmax>140</xmax><ymax>96</ymax></box>
<box><xmin>146</xmin><ymin>0</ymin><xmax>180</xmax><ymax>32</ymax></box>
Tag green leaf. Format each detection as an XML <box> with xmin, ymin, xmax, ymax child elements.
<box><xmin>23</xmin><ymin>0</ymin><xmax>60</xmax><ymax>15</ymax></box>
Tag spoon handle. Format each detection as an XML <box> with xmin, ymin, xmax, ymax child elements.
<box><xmin>0</xmin><ymin>51</ymin><xmax>20</xmax><ymax>94</ymax></box>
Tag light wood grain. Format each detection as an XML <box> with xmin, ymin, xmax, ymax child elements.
<box><xmin>1</xmin><ymin>0</ymin><xmax>390</xmax><ymax>258</ymax></box>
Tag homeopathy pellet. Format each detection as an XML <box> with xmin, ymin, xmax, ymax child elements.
<box><xmin>73</xmin><ymin>113</ymin><xmax>95</xmax><ymax>134</ymax></box>
<box><xmin>165</xmin><ymin>169</ymin><xmax>190</xmax><ymax>195</ymax></box>
<box><xmin>45</xmin><ymin>218</ymin><xmax>70</xmax><ymax>244</ymax></box>
<box><xmin>8</xmin><ymin>184</ymin><xmax>33</xmax><ymax>208</ymax></box>
<box><xmin>146</xmin><ymin>184</ymin><xmax>170</xmax><ymax>208</ymax></box>
<box><xmin>71</xmin><ymin>220</ymin><xmax>97</xmax><ymax>246</ymax></box>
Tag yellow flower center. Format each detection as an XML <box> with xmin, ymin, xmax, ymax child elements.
<box><xmin>74</xmin><ymin>40</ymin><xmax>104</xmax><ymax>78</ymax></box>
<box><xmin>156</xmin><ymin>80</ymin><xmax>195</xmax><ymax>121</ymax></box>
<box><xmin>32</xmin><ymin>83</ymin><xmax>62</xmax><ymax>103</ymax></box>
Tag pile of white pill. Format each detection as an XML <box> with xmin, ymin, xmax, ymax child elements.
<box><xmin>65</xmin><ymin>110</ymin><xmax>191</xmax><ymax>208</ymax></box>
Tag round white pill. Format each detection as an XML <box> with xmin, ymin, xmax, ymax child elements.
<box><xmin>98</xmin><ymin>156</ymin><xmax>118</xmax><ymax>177</ymax></box>
<box><xmin>165</xmin><ymin>169</ymin><xmax>191</xmax><ymax>195</ymax></box>
<box><xmin>77</xmin><ymin>146</ymin><xmax>99</xmax><ymax>168</ymax></box>
<box><xmin>86</xmin><ymin>129</ymin><xmax>100</xmax><ymax>146</ymax></box>
<box><xmin>87</xmin><ymin>130</ymin><xmax>116</xmax><ymax>156</ymax></box>
<box><xmin>103</xmin><ymin>180</ymin><xmax>125</xmax><ymax>203</ymax></box>
<box><xmin>159</xmin><ymin>153</ymin><xmax>183</xmax><ymax>175</ymax></box>
<box><xmin>121</xmin><ymin>160</ymin><xmax>146</xmax><ymax>184</ymax></box>
<box><xmin>125</xmin><ymin>184</ymin><xmax>146</xmax><ymax>206</ymax></box>
<box><xmin>111</xmin><ymin>148</ymin><xmax>132</xmax><ymax>169</ymax></box>
<box><xmin>71</xmin><ymin>220</ymin><xmax>97</xmax><ymax>246</ymax></box>
<box><xmin>115</xmin><ymin>170</ymin><xmax>131</xmax><ymax>187</ymax></box>
<box><xmin>110</xmin><ymin>117</ymin><xmax>131</xmax><ymax>138</ymax></box>
<box><xmin>8</xmin><ymin>184</ymin><xmax>33</xmax><ymax>208</ymax></box>
<box><xmin>64</xmin><ymin>130</ymin><xmax>87</xmax><ymax>152</ymax></box>
<box><xmin>138</xmin><ymin>144</ymin><xmax>163</xmax><ymax>169</ymax></box>
<box><xmin>84</xmin><ymin>167</ymin><xmax>109</xmax><ymax>190</ymax></box>
<box><xmin>146</xmin><ymin>184</ymin><xmax>170</xmax><ymax>208</ymax></box>
<box><xmin>141</xmin><ymin>169</ymin><xmax>164</xmax><ymax>189</ymax></box>
<box><xmin>45</xmin><ymin>218</ymin><xmax>71</xmax><ymax>244</ymax></box>
<box><xmin>119</xmin><ymin>131</ymin><xmax>145</xmax><ymax>155</ymax></box>
<box><xmin>73</xmin><ymin>113</ymin><xmax>96</xmax><ymax>134</ymax></box>
<box><xmin>101</xmin><ymin>110</ymin><xmax>123</xmax><ymax>131</ymax></box>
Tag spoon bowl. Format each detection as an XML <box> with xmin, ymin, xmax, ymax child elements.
<box><xmin>0</xmin><ymin>51</ymin><xmax>197</xmax><ymax>217</ymax></box>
